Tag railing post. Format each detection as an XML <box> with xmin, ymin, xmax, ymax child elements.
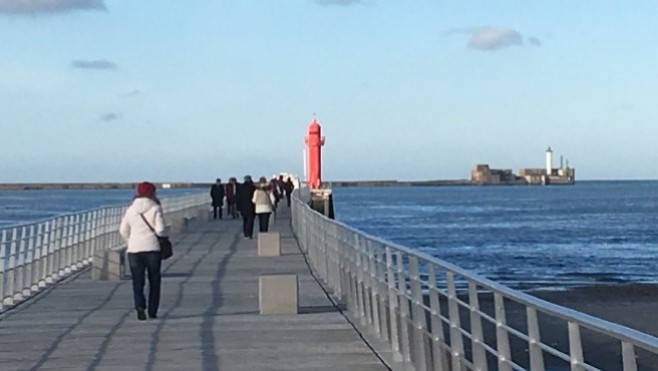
<box><xmin>14</xmin><ymin>226</ymin><xmax>27</xmax><ymax>302</ymax></box>
<box><xmin>89</xmin><ymin>210</ymin><xmax>98</xmax><ymax>259</ymax></box>
<box><xmin>59</xmin><ymin>215</ymin><xmax>70</xmax><ymax>277</ymax></box>
<box><xmin>375</xmin><ymin>246</ymin><xmax>389</xmax><ymax>340</ymax></box>
<box><xmin>53</xmin><ymin>216</ymin><xmax>64</xmax><ymax>280</ymax></box>
<box><xmin>360</xmin><ymin>238</ymin><xmax>374</xmax><ymax>327</ymax></box>
<box><xmin>39</xmin><ymin>221</ymin><xmax>51</xmax><ymax>288</ymax></box>
<box><xmin>494</xmin><ymin>292</ymin><xmax>513</xmax><ymax>371</ymax></box>
<box><xmin>22</xmin><ymin>225</ymin><xmax>35</xmax><ymax>297</ymax></box>
<box><xmin>396</xmin><ymin>251</ymin><xmax>412</xmax><ymax>363</ymax></box>
<box><xmin>621</xmin><ymin>341</ymin><xmax>637</xmax><ymax>371</ymax></box>
<box><xmin>568</xmin><ymin>321</ymin><xmax>585</xmax><ymax>371</ymax></box>
<box><xmin>427</xmin><ymin>265</ymin><xmax>449</xmax><ymax>371</ymax></box>
<box><xmin>368</xmin><ymin>243</ymin><xmax>383</xmax><ymax>336</ymax></box>
<box><xmin>468</xmin><ymin>281</ymin><xmax>488</xmax><ymax>371</ymax></box>
<box><xmin>5</xmin><ymin>227</ymin><xmax>18</xmax><ymax>306</ymax></box>
<box><xmin>527</xmin><ymin>306</ymin><xmax>545</xmax><ymax>371</ymax></box>
<box><xmin>409</xmin><ymin>256</ymin><xmax>428</xmax><ymax>371</ymax></box>
<box><xmin>354</xmin><ymin>235</ymin><xmax>366</xmax><ymax>322</ymax></box>
<box><xmin>446</xmin><ymin>271</ymin><xmax>465</xmax><ymax>369</ymax></box>
<box><xmin>71</xmin><ymin>214</ymin><xmax>81</xmax><ymax>270</ymax></box>
<box><xmin>31</xmin><ymin>223</ymin><xmax>43</xmax><ymax>292</ymax></box>
<box><xmin>45</xmin><ymin>219</ymin><xmax>56</xmax><ymax>284</ymax></box>
<box><xmin>385</xmin><ymin>247</ymin><xmax>402</xmax><ymax>361</ymax></box>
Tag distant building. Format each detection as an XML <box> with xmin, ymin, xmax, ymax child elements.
<box><xmin>471</xmin><ymin>165</ymin><xmax>521</xmax><ymax>185</ymax></box>
<box><xmin>472</xmin><ymin>147</ymin><xmax>575</xmax><ymax>186</ymax></box>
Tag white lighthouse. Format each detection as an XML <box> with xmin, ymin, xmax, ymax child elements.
<box><xmin>545</xmin><ymin>147</ymin><xmax>553</xmax><ymax>176</ymax></box>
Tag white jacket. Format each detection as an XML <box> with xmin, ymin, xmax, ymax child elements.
<box><xmin>252</xmin><ymin>188</ymin><xmax>273</xmax><ymax>214</ymax></box>
<box><xmin>119</xmin><ymin>198</ymin><xmax>167</xmax><ymax>253</ymax></box>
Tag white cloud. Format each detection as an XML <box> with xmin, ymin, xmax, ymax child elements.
<box><xmin>468</xmin><ymin>27</ymin><xmax>523</xmax><ymax>51</ymax></box>
<box><xmin>0</xmin><ymin>0</ymin><xmax>106</xmax><ymax>15</ymax></box>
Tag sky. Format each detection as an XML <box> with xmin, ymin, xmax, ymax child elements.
<box><xmin>2</xmin><ymin>0</ymin><xmax>658</xmax><ymax>182</ymax></box>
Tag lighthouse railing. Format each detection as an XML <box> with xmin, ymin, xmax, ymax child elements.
<box><xmin>0</xmin><ymin>192</ymin><xmax>207</xmax><ymax>313</ymax></box>
<box><xmin>290</xmin><ymin>188</ymin><xmax>658</xmax><ymax>370</ymax></box>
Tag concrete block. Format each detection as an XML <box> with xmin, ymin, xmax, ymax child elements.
<box><xmin>92</xmin><ymin>247</ymin><xmax>126</xmax><ymax>281</ymax></box>
<box><xmin>258</xmin><ymin>232</ymin><xmax>281</xmax><ymax>256</ymax></box>
<box><xmin>259</xmin><ymin>274</ymin><xmax>298</xmax><ymax>315</ymax></box>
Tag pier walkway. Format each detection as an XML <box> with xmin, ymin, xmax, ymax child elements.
<box><xmin>0</xmin><ymin>207</ymin><xmax>392</xmax><ymax>371</ymax></box>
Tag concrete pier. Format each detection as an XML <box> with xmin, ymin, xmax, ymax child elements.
<box><xmin>0</xmin><ymin>207</ymin><xmax>391</xmax><ymax>371</ymax></box>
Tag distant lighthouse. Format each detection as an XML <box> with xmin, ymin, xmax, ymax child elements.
<box><xmin>545</xmin><ymin>147</ymin><xmax>553</xmax><ymax>176</ymax></box>
<box><xmin>304</xmin><ymin>117</ymin><xmax>325</xmax><ymax>189</ymax></box>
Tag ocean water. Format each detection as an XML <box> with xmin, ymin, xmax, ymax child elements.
<box><xmin>2</xmin><ymin>182</ymin><xmax>657</xmax><ymax>290</ymax></box>
<box><xmin>332</xmin><ymin>181</ymin><xmax>658</xmax><ymax>290</ymax></box>
<box><xmin>0</xmin><ymin>188</ymin><xmax>206</xmax><ymax>228</ymax></box>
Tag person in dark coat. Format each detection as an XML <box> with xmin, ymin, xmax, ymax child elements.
<box><xmin>225</xmin><ymin>177</ymin><xmax>238</xmax><ymax>219</ymax></box>
<box><xmin>284</xmin><ymin>177</ymin><xmax>294</xmax><ymax>207</ymax></box>
<box><xmin>236</xmin><ymin>175</ymin><xmax>256</xmax><ymax>238</ymax></box>
<box><xmin>210</xmin><ymin>178</ymin><xmax>225</xmax><ymax>220</ymax></box>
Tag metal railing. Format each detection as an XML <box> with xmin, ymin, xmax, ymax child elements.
<box><xmin>291</xmin><ymin>190</ymin><xmax>658</xmax><ymax>370</ymax></box>
<box><xmin>0</xmin><ymin>193</ymin><xmax>207</xmax><ymax>313</ymax></box>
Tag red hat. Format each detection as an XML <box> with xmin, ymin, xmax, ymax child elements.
<box><xmin>137</xmin><ymin>182</ymin><xmax>156</xmax><ymax>198</ymax></box>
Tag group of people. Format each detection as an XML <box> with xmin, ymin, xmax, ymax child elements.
<box><xmin>118</xmin><ymin>177</ymin><xmax>295</xmax><ymax>321</ymax></box>
<box><xmin>211</xmin><ymin>175</ymin><xmax>295</xmax><ymax>239</ymax></box>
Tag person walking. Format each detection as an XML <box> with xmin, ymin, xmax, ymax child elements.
<box><xmin>269</xmin><ymin>176</ymin><xmax>281</xmax><ymax>208</ymax></box>
<box><xmin>225</xmin><ymin>177</ymin><xmax>238</xmax><ymax>219</ymax></box>
<box><xmin>210</xmin><ymin>178</ymin><xmax>225</xmax><ymax>220</ymax></box>
<box><xmin>253</xmin><ymin>176</ymin><xmax>274</xmax><ymax>233</ymax></box>
<box><xmin>284</xmin><ymin>177</ymin><xmax>295</xmax><ymax>207</ymax></box>
<box><xmin>236</xmin><ymin>175</ymin><xmax>256</xmax><ymax>239</ymax></box>
<box><xmin>119</xmin><ymin>181</ymin><xmax>166</xmax><ymax>321</ymax></box>
<box><xmin>277</xmin><ymin>175</ymin><xmax>285</xmax><ymax>198</ymax></box>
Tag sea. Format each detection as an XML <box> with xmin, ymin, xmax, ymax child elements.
<box><xmin>0</xmin><ymin>188</ymin><xmax>206</xmax><ymax>228</ymax></box>
<box><xmin>1</xmin><ymin>181</ymin><xmax>657</xmax><ymax>290</ymax></box>
<box><xmin>332</xmin><ymin>181</ymin><xmax>658</xmax><ymax>290</ymax></box>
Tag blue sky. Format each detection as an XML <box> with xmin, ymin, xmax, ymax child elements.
<box><xmin>1</xmin><ymin>1</ymin><xmax>657</xmax><ymax>182</ymax></box>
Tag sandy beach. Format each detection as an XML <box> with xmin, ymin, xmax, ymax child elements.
<box><xmin>532</xmin><ymin>283</ymin><xmax>658</xmax><ymax>337</ymax></box>
<box><xmin>478</xmin><ymin>283</ymin><xmax>658</xmax><ymax>370</ymax></box>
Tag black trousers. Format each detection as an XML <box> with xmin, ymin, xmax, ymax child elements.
<box><xmin>242</xmin><ymin>213</ymin><xmax>255</xmax><ymax>238</ymax></box>
<box><xmin>213</xmin><ymin>205</ymin><xmax>223</xmax><ymax>219</ymax></box>
<box><xmin>257</xmin><ymin>213</ymin><xmax>271</xmax><ymax>232</ymax></box>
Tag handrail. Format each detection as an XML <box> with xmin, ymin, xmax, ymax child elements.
<box><xmin>291</xmin><ymin>188</ymin><xmax>658</xmax><ymax>370</ymax></box>
<box><xmin>0</xmin><ymin>192</ymin><xmax>207</xmax><ymax>313</ymax></box>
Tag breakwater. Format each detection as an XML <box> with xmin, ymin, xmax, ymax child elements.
<box><xmin>327</xmin><ymin>179</ymin><xmax>472</xmax><ymax>187</ymax></box>
<box><xmin>0</xmin><ymin>182</ymin><xmax>202</xmax><ymax>191</ymax></box>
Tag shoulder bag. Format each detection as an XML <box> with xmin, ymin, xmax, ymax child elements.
<box><xmin>139</xmin><ymin>213</ymin><xmax>173</xmax><ymax>260</ymax></box>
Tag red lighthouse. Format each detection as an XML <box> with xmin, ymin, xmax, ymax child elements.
<box><xmin>304</xmin><ymin>117</ymin><xmax>325</xmax><ymax>189</ymax></box>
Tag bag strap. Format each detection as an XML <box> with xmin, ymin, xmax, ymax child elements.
<box><xmin>139</xmin><ymin>213</ymin><xmax>157</xmax><ymax>235</ymax></box>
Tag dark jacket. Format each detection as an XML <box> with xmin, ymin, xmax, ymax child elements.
<box><xmin>210</xmin><ymin>183</ymin><xmax>225</xmax><ymax>206</ymax></box>
<box><xmin>225</xmin><ymin>182</ymin><xmax>237</xmax><ymax>201</ymax></box>
<box><xmin>284</xmin><ymin>179</ymin><xmax>294</xmax><ymax>195</ymax></box>
<box><xmin>236</xmin><ymin>181</ymin><xmax>255</xmax><ymax>216</ymax></box>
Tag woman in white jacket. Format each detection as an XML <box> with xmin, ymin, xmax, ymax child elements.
<box><xmin>252</xmin><ymin>176</ymin><xmax>274</xmax><ymax>233</ymax></box>
<box><xmin>119</xmin><ymin>182</ymin><xmax>167</xmax><ymax>321</ymax></box>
